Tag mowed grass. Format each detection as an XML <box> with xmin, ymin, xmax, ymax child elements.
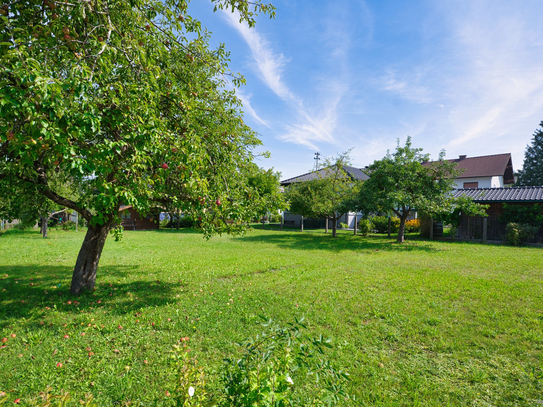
<box><xmin>0</xmin><ymin>227</ymin><xmax>542</xmax><ymax>406</ymax></box>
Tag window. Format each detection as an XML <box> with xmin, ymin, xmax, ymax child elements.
<box><xmin>463</xmin><ymin>182</ymin><xmax>478</xmax><ymax>189</ymax></box>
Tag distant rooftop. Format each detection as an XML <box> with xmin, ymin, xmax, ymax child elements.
<box><xmin>280</xmin><ymin>165</ymin><xmax>369</xmax><ymax>186</ymax></box>
<box><xmin>453</xmin><ymin>186</ymin><xmax>543</xmax><ymax>202</ymax></box>
<box><xmin>424</xmin><ymin>153</ymin><xmax>514</xmax><ymax>184</ymax></box>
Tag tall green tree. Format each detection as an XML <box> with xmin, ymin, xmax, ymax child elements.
<box><xmin>0</xmin><ymin>0</ymin><xmax>277</xmax><ymax>295</ymax></box>
<box><xmin>516</xmin><ymin>121</ymin><xmax>543</xmax><ymax>186</ymax></box>
<box><xmin>356</xmin><ymin>137</ymin><xmax>459</xmax><ymax>243</ymax></box>
<box><xmin>285</xmin><ymin>155</ymin><xmax>361</xmax><ymax>238</ymax></box>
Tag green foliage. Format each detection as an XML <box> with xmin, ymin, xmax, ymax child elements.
<box><xmin>356</xmin><ymin>137</ymin><xmax>459</xmax><ymax>242</ymax></box>
<box><xmin>219</xmin><ymin>318</ymin><xmax>352</xmax><ymax>406</ymax></box>
<box><xmin>110</xmin><ymin>225</ymin><xmax>124</xmax><ymax>242</ymax></box>
<box><xmin>437</xmin><ymin>196</ymin><xmax>489</xmax><ymax>228</ymax></box>
<box><xmin>247</xmin><ymin>167</ymin><xmax>286</xmax><ymax>218</ymax></box>
<box><xmin>357</xmin><ymin>218</ymin><xmax>372</xmax><ymax>236</ymax></box>
<box><xmin>285</xmin><ymin>154</ymin><xmax>361</xmax><ymax>237</ymax></box>
<box><xmin>0</xmin><ymin>0</ymin><xmax>281</xmax><ymax>292</ymax></box>
<box><xmin>500</xmin><ymin>204</ymin><xmax>543</xmax><ymax>226</ymax></box>
<box><xmin>371</xmin><ymin>216</ymin><xmax>400</xmax><ymax>233</ymax></box>
<box><xmin>61</xmin><ymin>221</ymin><xmax>76</xmax><ymax>231</ymax></box>
<box><xmin>169</xmin><ymin>338</ymin><xmax>208</xmax><ymax>406</ymax></box>
<box><xmin>164</xmin><ymin>215</ymin><xmax>197</xmax><ymax>229</ymax></box>
<box><xmin>506</xmin><ymin>223</ymin><xmax>539</xmax><ymax>246</ymax></box>
<box><xmin>269</xmin><ymin>213</ymin><xmax>283</xmax><ymax>223</ymax></box>
<box><xmin>516</xmin><ymin>121</ymin><xmax>543</xmax><ymax>186</ymax></box>
<box><xmin>339</xmin><ymin>222</ymin><xmax>348</xmax><ymax>229</ymax></box>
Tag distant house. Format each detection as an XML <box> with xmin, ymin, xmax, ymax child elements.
<box><xmin>280</xmin><ymin>165</ymin><xmax>369</xmax><ymax>229</ymax></box>
<box><xmin>452</xmin><ymin>187</ymin><xmax>543</xmax><ymax>242</ymax></box>
<box><xmin>119</xmin><ymin>206</ymin><xmax>160</xmax><ymax>230</ymax></box>
<box><xmin>425</xmin><ymin>153</ymin><xmax>515</xmax><ymax>189</ymax></box>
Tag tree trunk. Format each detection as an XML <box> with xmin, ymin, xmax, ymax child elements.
<box><xmin>41</xmin><ymin>217</ymin><xmax>48</xmax><ymax>238</ymax></box>
<box><xmin>397</xmin><ymin>216</ymin><xmax>408</xmax><ymax>243</ymax></box>
<box><xmin>388</xmin><ymin>216</ymin><xmax>391</xmax><ymax>238</ymax></box>
<box><xmin>325</xmin><ymin>217</ymin><xmax>328</xmax><ymax>234</ymax></box>
<box><xmin>332</xmin><ymin>216</ymin><xmax>337</xmax><ymax>238</ymax></box>
<box><xmin>70</xmin><ymin>223</ymin><xmax>112</xmax><ymax>295</ymax></box>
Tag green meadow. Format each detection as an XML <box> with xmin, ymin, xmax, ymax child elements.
<box><xmin>0</xmin><ymin>227</ymin><xmax>542</xmax><ymax>405</ymax></box>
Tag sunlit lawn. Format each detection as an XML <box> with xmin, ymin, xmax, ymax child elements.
<box><xmin>0</xmin><ymin>227</ymin><xmax>542</xmax><ymax>405</ymax></box>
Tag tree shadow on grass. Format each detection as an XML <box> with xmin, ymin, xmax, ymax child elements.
<box><xmin>235</xmin><ymin>229</ymin><xmax>442</xmax><ymax>253</ymax></box>
<box><xmin>0</xmin><ymin>264</ymin><xmax>193</xmax><ymax>327</ymax></box>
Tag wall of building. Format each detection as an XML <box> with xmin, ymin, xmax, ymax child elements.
<box><xmin>453</xmin><ymin>176</ymin><xmax>504</xmax><ymax>189</ymax></box>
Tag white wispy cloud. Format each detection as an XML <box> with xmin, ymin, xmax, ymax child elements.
<box><xmin>234</xmin><ymin>88</ymin><xmax>269</xmax><ymax>127</ymax></box>
<box><xmin>221</xmin><ymin>9</ymin><xmax>347</xmax><ymax>150</ymax></box>
<box><xmin>440</xmin><ymin>2</ymin><xmax>543</xmax><ymax>160</ymax></box>
<box><xmin>222</xmin><ymin>11</ymin><xmax>297</xmax><ymax>103</ymax></box>
<box><xmin>381</xmin><ymin>69</ymin><xmax>433</xmax><ymax>104</ymax></box>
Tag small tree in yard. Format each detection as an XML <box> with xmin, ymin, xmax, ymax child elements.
<box><xmin>356</xmin><ymin>137</ymin><xmax>459</xmax><ymax>243</ymax></box>
<box><xmin>0</xmin><ymin>0</ymin><xmax>279</xmax><ymax>295</ymax></box>
<box><xmin>285</xmin><ymin>155</ymin><xmax>361</xmax><ymax>238</ymax></box>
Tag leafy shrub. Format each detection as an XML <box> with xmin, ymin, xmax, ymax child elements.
<box><xmin>500</xmin><ymin>204</ymin><xmax>543</xmax><ymax>225</ymax></box>
<box><xmin>61</xmin><ymin>221</ymin><xmax>76</xmax><ymax>231</ymax></box>
<box><xmin>506</xmin><ymin>223</ymin><xmax>538</xmax><ymax>246</ymax></box>
<box><xmin>164</xmin><ymin>216</ymin><xmax>197</xmax><ymax>228</ymax></box>
<box><xmin>371</xmin><ymin>216</ymin><xmax>400</xmax><ymax>233</ymax></box>
<box><xmin>357</xmin><ymin>218</ymin><xmax>372</xmax><ymax>236</ymax></box>
<box><xmin>405</xmin><ymin>219</ymin><xmax>421</xmax><ymax>233</ymax></box>
<box><xmin>339</xmin><ymin>222</ymin><xmax>348</xmax><ymax>229</ymax></box>
<box><xmin>219</xmin><ymin>318</ymin><xmax>353</xmax><ymax>406</ymax></box>
<box><xmin>269</xmin><ymin>213</ymin><xmax>282</xmax><ymax>223</ymax></box>
<box><xmin>169</xmin><ymin>337</ymin><xmax>208</xmax><ymax>406</ymax></box>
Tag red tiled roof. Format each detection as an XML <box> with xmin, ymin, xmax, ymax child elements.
<box><xmin>424</xmin><ymin>153</ymin><xmax>514</xmax><ymax>183</ymax></box>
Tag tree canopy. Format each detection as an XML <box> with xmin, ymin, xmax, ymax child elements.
<box><xmin>356</xmin><ymin>137</ymin><xmax>459</xmax><ymax>242</ymax></box>
<box><xmin>516</xmin><ymin>121</ymin><xmax>543</xmax><ymax>186</ymax></box>
<box><xmin>0</xmin><ymin>0</ymin><xmax>280</xmax><ymax>295</ymax></box>
<box><xmin>285</xmin><ymin>155</ymin><xmax>361</xmax><ymax>237</ymax></box>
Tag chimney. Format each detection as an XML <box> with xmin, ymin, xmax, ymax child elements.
<box><xmin>458</xmin><ymin>155</ymin><xmax>467</xmax><ymax>160</ymax></box>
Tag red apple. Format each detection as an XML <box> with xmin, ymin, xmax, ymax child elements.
<box><xmin>216</xmin><ymin>199</ymin><xmax>221</xmax><ymax>206</ymax></box>
<box><xmin>161</xmin><ymin>163</ymin><xmax>169</xmax><ymax>169</ymax></box>
<box><xmin>178</xmin><ymin>14</ymin><xmax>184</xmax><ymax>21</ymax></box>
<box><xmin>171</xmin><ymin>147</ymin><xmax>178</xmax><ymax>153</ymax></box>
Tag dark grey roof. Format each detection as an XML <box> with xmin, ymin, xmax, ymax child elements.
<box><xmin>453</xmin><ymin>187</ymin><xmax>543</xmax><ymax>202</ymax></box>
<box><xmin>280</xmin><ymin>165</ymin><xmax>369</xmax><ymax>186</ymax></box>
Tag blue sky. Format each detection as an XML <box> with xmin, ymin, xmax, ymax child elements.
<box><xmin>191</xmin><ymin>0</ymin><xmax>543</xmax><ymax>180</ymax></box>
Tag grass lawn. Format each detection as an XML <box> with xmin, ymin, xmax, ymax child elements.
<box><xmin>0</xmin><ymin>227</ymin><xmax>542</xmax><ymax>405</ymax></box>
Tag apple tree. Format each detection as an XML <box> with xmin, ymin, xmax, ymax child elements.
<box><xmin>285</xmin><ymin>155</ymin><xmax>361</xmax><ymax>238</ymax></box>
<box><xmin>356</xmin><ymin>137</ymin><xmax>459</xmax><ymax>243</ymax></box>
<box><xmin>0</xmin><ymin>0</ymin><xmax>278</xmax><ymax>295</ymax></box>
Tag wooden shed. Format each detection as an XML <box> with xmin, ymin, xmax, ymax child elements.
<box><xmin>119</xmin><ymin>207</ymin><xmax>160</xmax><ymax>230</ymax></box>
<box><xmin>453</xmin><ymin>187</ymin><xmax>543</xmax><ymax>242</ymax></box>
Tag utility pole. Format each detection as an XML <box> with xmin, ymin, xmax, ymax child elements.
<box><xmin>314</xmin><ymin>152</ymin><xmax>321</xmax><ymax>170</ymax></box>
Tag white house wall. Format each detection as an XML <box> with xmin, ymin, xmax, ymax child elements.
<box><xmin>453</xmin><ymin>176</ymin><xmax>504</xmax><ymax>189</ymax></box>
